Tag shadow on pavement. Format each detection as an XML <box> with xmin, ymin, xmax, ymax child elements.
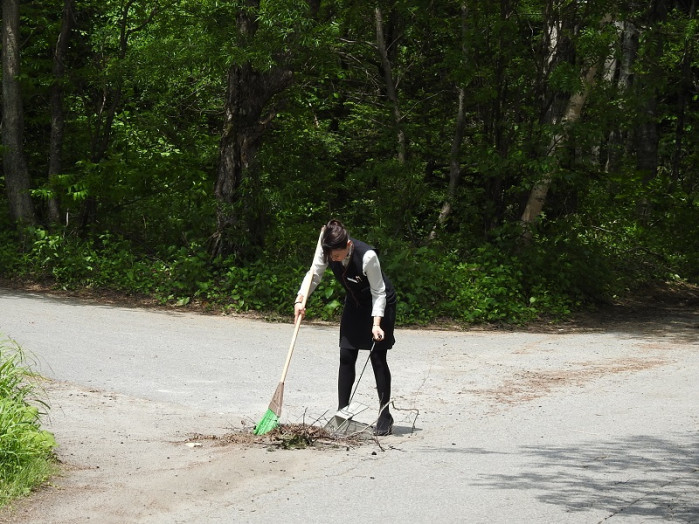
<box><xmin>476</xmin><ymin>434</ymin><xmax>699</xmax><ymax>522</ymax></box>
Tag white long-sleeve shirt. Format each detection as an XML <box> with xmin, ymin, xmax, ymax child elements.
<box><xmin>298</xmin><ymin>240</ymin><xmax>387</xmax><ymax>317</ymax></box>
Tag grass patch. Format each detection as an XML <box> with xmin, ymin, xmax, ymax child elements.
<box><xmin>0</xmin><ymin>337</ymin><xmax>57</xmax><ymax>507</ymax></box>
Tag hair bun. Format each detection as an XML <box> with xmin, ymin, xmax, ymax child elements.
<box><xmin>322</xmin><ymin>219</ymin><xmax>349</xmax><ymax>254</ymax></box>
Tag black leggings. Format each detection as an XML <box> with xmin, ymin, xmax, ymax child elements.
<box><xmin>338</xmin><ymin>347</ymin><xmax>391</xmax><ymax>411</ymax></box>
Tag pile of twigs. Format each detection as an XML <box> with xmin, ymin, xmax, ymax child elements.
<box><xmin>186</xmin><ymin>422</ymin><xmax>370</xmax><ymax>450</ymax></box>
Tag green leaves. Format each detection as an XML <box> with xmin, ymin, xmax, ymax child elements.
<box><xmin>1</xmin><ymin>0</ymin><xmax>697</xmax><ymax>325</ymax></box>
<box><xmin>0</xmin><ymin>338</ymin><xmax>57</xmax><ymax>506</ymax></box>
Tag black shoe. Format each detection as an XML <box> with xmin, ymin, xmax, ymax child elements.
<box><xmin>374</xmin><ymin>412</ymin><xmax>394</xmax><ymax>436</ymax></box>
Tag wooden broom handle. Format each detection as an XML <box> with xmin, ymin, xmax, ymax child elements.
<box><xmin>278</xmin><ymin>226</ymin><xmax>325</xmax><ymax>383</ymax></box>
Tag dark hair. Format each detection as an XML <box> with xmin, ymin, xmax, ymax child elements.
<box><xmin>322</xmin><ymin>219</ymin><xmax>349</xmax><ymax>261</ymax></box>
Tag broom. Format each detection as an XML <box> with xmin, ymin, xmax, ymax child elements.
<box><xmin>253</xmin><ymin>226</ymin><xmax>324</xmax><ymax>435</ymax></box>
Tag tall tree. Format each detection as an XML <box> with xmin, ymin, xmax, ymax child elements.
<box><xmin>47</xmin><ymin>0</ymin><xmax>75</xmax><ymax>225</ymax></box>
<box><xmin>90</xmin><ymin>0</ymin><xmax>158</xmax><ymax>162</ymax></box>
<box><xmin>520</xmin><ymin>64</ymin><xmax>600</xmax><ymax>241</ymax></box>
<box><xmin>2</xmin><ymin>0</ymin><xmax>35</xmax><ymax>226</ymax></box>
<box><xmin>81</xmin><ymin>0</ymin><xmax>159</xmax><ymax>227</ymax></box>
<box><xmin>429</xmin><ymin>3</ymin><xmax>469</xmax><ymax>241</ymax></box>
<box><xmin>519</xmin><ymin>9</ymin><xmax>610</xmax><ymax>242</ymax></box>
<box><xmin>374</xmin><ymin>5</ymin><xmax>406</xmax><ymax>164</ymax></box>
<box><xmin>671</xmin><ymin>0</ymin><xmax>696</xmax><ymax>180</ymax></box>
<box><xmin>601</xmin><ymin>19</ymin><xmax>637</xmax><ymax>174</ymax></box>
<box><xmin>211</xmin><ymin>0</ymin><xmax>298</xmax><ymax>258</ymax></box>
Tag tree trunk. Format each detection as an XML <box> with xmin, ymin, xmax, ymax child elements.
<box><xmin>600</xmin><ymin>21</ymin><xmax>636</xmax><ymax>174</ymax></box>
<box><xmin>520</xmin><ymin>44</ymin><xmax>598</xmax><ymax>243</ymax></box>
<box><xmin>428</xmin><ymin>86</ymin><xmax>466</xmax><ymax>242</ymax></box>
<box><xmin>520</xmin><ymin>13</ymin><xmax>612</xmax><ymax>243</ymax></box>
<box><xmin>429</xmin><ymin>3</ymin><xmax>469</xmax><ymax>241</ymax></box>
<box><xmin>2</xmin><ymin>0</ymin><xmax>35</xmax><ymax>226</ymax></box>
<box><xmin>48</xmin><ymin>0</ymin><xmax>74</xmax><ymax>225</ymax></box>
<box><xmin>631</xmin><ymin>2</ymin><xmax>670</xmax><ymax>223</ymax></box>
<box><xmin>671</xmin><ymin>0</ymin><xmax>696</xmax><ymax>180</ymax></box>
<box><xmin>211</xmin><ymin>3</ymin><xmax>293</xmax><ymax>259</ymax></box>
<box><xmin>520</xmin><ymin>63</ymin><xmax>598</xmax><ymax>241</ymax></box>
<box><xmin>375</xmin><ymin>6</ymin><xmax>406</xmax><ymax>164</ymax></box>
<box><xmin>82</xmin><ymin>1</ymin><xmax>157</xmax><ymax>228</ymax></box>
<box><xmin>91</xmin><ymin>1</ymin><xmax>128</xmax><ymax>162</ymax></box>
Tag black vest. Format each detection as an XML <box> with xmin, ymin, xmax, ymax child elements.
<box><xmin>329</xmin><ymin>238</ymin><xmax>396</xmax><ymax>307</ymax></box>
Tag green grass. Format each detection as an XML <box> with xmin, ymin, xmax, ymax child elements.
<box><xmin>0</xmin><ymin>337</ymin><xmax>57</xmax><ymax>507</ymax></box>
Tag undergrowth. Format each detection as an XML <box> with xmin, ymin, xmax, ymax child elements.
<box><xmin>0</xmin><ymin>337</ymin><xmax>57</xmax><ymax>507</ymax></box>
<box><xmin>0</xmin><ymin>224</ymin><xmax>691</xmax><ymax>326</ymax></box>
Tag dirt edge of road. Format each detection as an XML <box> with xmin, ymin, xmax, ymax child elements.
<box><xmin>2</xmin><ymin>277</ymin><xmax>698</xmax><ymax>331</ymax></box>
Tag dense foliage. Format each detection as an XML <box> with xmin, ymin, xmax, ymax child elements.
<box><xmin>1</xmin><ymin>0</ymin><xmax>697</xmax><ymax>325</ymax></box>
<box><xmin>0</xmin><ymin>338</ymin><xmax>56</xmax><ymax>506</ymax></box>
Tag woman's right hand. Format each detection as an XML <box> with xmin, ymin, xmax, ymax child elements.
<box><xmin>294</xmin><ymin>300</ymin><xmax>305</xmax><ymax>323</ymax></box>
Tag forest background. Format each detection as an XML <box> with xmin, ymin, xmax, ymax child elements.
<box><xmin>1</xmin><ymin>0</ymin><xmax>697</xmax><ymax>326</ymax></box>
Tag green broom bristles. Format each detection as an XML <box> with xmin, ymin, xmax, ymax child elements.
<box><xmin>253</xmin><ymin>408</ymin><xmax>279</xmax><ymax>435</ymax></box>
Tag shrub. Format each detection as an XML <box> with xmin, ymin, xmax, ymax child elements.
<box><xmin>0</xmin><ymin>338</ymin><xmax>57</xmax><ymax>506</ymax></box>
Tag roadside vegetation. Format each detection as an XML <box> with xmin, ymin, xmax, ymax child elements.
<box><xmin>0</xmin><ymin>338</ymin><xmax>57</xmax><ymax>507</ymax></box>
<box><xmin>0</xmin><ymin>210</ymin><xmax>694</xmax><ymax>327</ymax></box>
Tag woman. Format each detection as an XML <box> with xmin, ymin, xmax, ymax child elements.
<box><xmin>294</xmin><ymin>219</ymin><xmax>397</xmax><ymax>436</ymax></box>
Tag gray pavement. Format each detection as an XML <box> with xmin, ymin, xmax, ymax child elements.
<box><xmin>0</xmin><ymin>288</ymin><xmax>697</xmax><ymax>523</ymax></box>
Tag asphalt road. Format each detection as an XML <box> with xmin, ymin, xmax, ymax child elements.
<box><xmin>0</xmin><ymin>288</ymin><xmax>697</xmax><ymax>523</ymax></box>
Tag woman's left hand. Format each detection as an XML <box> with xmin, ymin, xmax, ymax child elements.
<box><xmin>372</xmin><ymin>325</ymin><xmax>384</xmax><ymax>341</ymax></box>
